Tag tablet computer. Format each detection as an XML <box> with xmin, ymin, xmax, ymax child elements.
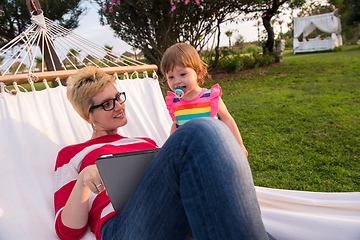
<box><xmin>96</xmin><ymin>148</ymin><xmax>160</xmax><ymax>211</ymax></box>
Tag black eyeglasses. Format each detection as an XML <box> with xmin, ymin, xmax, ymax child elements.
<box><xmin>89</xmin><ymin>92</ymin><xmax>126</xmax><ymax>112</ymax></box>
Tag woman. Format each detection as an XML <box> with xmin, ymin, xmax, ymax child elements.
<box><xmin>54</xmin><ymin>66</ymin><xmax>271</xmax><ymax>240</ymax></box>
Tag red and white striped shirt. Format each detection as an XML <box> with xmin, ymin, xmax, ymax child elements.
<box><xmin>54</xmin><ymin>134</ymin><xmax>157</xmax><ymax>240</ymax></box>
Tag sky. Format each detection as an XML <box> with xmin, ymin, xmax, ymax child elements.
<box><xmin>72</xmin><ymin>4</ymin><xmax>294</xmax><ymax>55</ymax></box>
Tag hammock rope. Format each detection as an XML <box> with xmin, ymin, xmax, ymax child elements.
<box><xmin>0</xmin><ymin>10</ymin><xmax>157</xmax><ymax>87</ymax></box>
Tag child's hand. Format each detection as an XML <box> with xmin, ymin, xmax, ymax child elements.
<box><xmin>242</xmin><ymin>145</ymin><xmax>248</xmax><ymax>158</ymax></box>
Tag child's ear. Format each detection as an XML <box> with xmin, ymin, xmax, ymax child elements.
<box><xmin>197</xmin><ymin>70</ymin><xmax>205</xmax><ymax>84</ymax></box>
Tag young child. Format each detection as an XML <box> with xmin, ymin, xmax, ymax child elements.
<box><xmin>161</xmin><ymin>43</ymin><xmax>248</xmax><ymax>157</ymax></box>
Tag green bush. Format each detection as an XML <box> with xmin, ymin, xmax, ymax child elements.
<box><xmin>242</xmin><ymin>55</ymin><xmax>256</xmax><ymax>69</ymax></box>
<box><xmin>220</xmin><ymin>47</ymin><xmax>231</xmax><ymax>56</ymax></box>
<box><xmin>231</xmin><ymin>48</ymin><xmax>241</xmax><ymax>55</ymax></box>
<box><xmin>253</xmin><ymin>53</ymin><xmax>275</xmax><ymax>67</ymax></box>
<box><xmin>284</xmin><ymin>37</ymin><xmax>293</xmax><ymax>50</ymax></box>
<box><xmin>213</xmin><ymin>53</ymin><xmax>275</xmax><ymax>72</ymax></box>
<box><xmin>218</xmin><ymin>55</ymin><xmax>244</xmax><ymax>72</ymax></box>
<box><xmin>272</xmin><ymin>51</ymin><xmax>283</xmax><ymax>63</ymax></box>
<box><xmin>242</xmin><ymin>45</ymin><xmax>262</xmax><ymax>54</ymax></box>
<box><xmin>333</xmin><ymin>46</ymin><xmax>342</xmax><ymax>52</ymax></box>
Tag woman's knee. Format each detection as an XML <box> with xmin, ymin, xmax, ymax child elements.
<box><xmin>172</xmin><ymin>118</ymin><xmax>240</xmax><ymax>157</ymax></box>
<box><xmin>178</xmin><ymin>118</ymin><xmax>230</xmax><ymax>139</ymax></box>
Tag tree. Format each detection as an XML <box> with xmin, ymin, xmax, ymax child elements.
<box><xmin>104</xmin><ymin>44</ymin><xmax>117</xmax><ymax>62</ymax></box>
<box><xmin>9</xmin><ymin>62</ymin><xmax>27</xmax><ymax>73</ymax></box>
<box><xmin>278</xmin><ymin>19</ymin><xmax>284</xmax><ymax>38</ymax></box>
<box><xmin>328</xmin><ymin>0</ymin><xmax>360</xmax><ymax>44</ymax></box>
<box><xmin>245</xmin><ymin>0</ymin><xmax>305</xmax><ymax>53</ymax></box>
<box><xmin>0</xmin><ymin>0</ymin><xmax>85</xmax><ymax>47</ymax></box>
<box><xmin>0</xmin><ymin>55</ymin><xmax>4</xmax><ymax>75</ymax></box>
<box><xmin>348</xmin><ymin>0</ymin><xmax>360</xmax><ymax>23</ymax></box>
<box><xmin>34</xmin><ymin>56</ymin><xmax>44</xmax><ymax>71</ymax></box>
<box><xmin>234</xmin><ymin>34</ymin><xmax>245</xmax><ymax>46</ymax></box>
<box><xmin>104</xmin><ymin>45</ymin><xmax>113</xmax><ymax>52</ymax></box>
<box><xmin>225</xmin><ymin>30</ymin><xmax>233</xmax><ymax>49</ymax></box>
<box><xmin>253</xmin><ymin>20</ymin><xmax>262</xmax><ymax>44</ymax></box>
<box><xmin>66</xmin><ymin>48</ymin><xmax>81</xmax><ymax>68</ymax></box>
<box><xmin>94</xmin><ymin>0</ymin><xmax>250</xmax><ymax>67</ymax></box>
<box><xmin>296</xmin><ymin>1</ymin><xmax>335</xmax><ymax>18</ymax></box>
<box><xmin>132</xmin><ymin>47</ymin><xmax>138</xmax><ymax>60</ymax></box>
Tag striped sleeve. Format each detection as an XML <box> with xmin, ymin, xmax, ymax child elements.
<box><xmin>54</xmin><ymin>145</ymin><xmax>88</xmax><ymax>239</ymax></box>
<box><xmin>54</xmin><ymin>135</ymin><xmax>158</xmax><ymax>239</ymax></box>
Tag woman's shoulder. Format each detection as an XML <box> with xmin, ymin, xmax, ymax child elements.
<box><xmin>56</xmin><ymin>135</ymin><xmax>125</xmax><ymax>162</ymax></box>
<box><xmin>136</xmin><ymin>137</ymin><xmax>158</xmax><ymax>147</ymax></box>
<box><xmin>60</xmin><ymin>135</ymin><xmax>122</xmax><ymax>150</ymax></box>
<box><xmin>57</xmin><ymin>141</ymin><xmax>90</xmax><ymax>158</ymax></box>
<box><xmin>58</xmin><ymin>135</ymin><xmax>156</xmax><ymax>157</ymax></box>
<box><xmin>57</xmin><ymin>135</ymin><xmax>157</xmax><ymax>158</ymax></box>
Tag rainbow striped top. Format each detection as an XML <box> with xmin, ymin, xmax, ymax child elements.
<box><xmin>165</xmin><ymin>84</ymin><xmax>222</xmax><ymax>128</ymax></box>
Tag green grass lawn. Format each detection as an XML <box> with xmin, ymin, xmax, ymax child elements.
<box><xmin>202</xmin><ymin>45</ymin><xmax>360</xmax><ymax>192</ymax></box>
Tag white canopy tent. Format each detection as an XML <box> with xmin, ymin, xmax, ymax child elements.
<box><xmin>293</xmin><ymin>12</ymin><xmax>342</xmax><ymax>54</ymax></box>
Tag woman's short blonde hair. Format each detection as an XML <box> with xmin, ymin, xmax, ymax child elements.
<box><xmin>66</xmin><ymin>66</ymin><xmax>116</xmax><ymax>120</ymax></box>
<box><xmin>160</xmin><ymin>43</ymin><xmax>208</xmax><ymax>84</ymax></box>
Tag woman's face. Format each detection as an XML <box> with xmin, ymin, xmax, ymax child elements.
<box><xmin>90</xmin><ymin>82</ymin><xmax>127</xmax><ymax>135</ymax></box>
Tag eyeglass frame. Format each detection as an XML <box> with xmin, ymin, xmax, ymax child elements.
<box><xmin>89</xmin><ymin>92</ymin><xmax>126</xmax><ymax>112</ymax></box>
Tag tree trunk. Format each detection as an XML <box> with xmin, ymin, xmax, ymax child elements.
<box><xmin>351</xmin><ymin>26</ymin><xmax>360</xmax><ymax>44</ymax></box>
<box><xmin>262</xmin><ymin>14</ymin><xmax>274</xmax><ymax>54</ymax></box>
<box><xmin>213</xmin><ymin>21</ymin><xmax>221</xmax><ymax>72</ymax></box>
<box><xmin>342</xmin><ymin>34</ymin><xmax>347</xmax><ymax>44</ymax></box>
<box><xmin>142</xmin><ymin>47</ymin><xmax>161</xmax><ymax>72</ymax></box>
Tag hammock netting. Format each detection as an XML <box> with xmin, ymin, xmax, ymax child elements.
<box><xmin>0</xmin><ymin>10</ymin><xmax>156</xmax><ymax>87</ymax></box>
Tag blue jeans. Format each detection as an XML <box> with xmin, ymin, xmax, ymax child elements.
<box><xmin>102</xmin><ymin>118</ymin><xmax>269</xmax><ymax>240</ymax></box>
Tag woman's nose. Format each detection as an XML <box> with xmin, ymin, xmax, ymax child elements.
<box><xmin>114</xmin><ymin>99</ymin><xmax>124</xmax><ymax>110</ymax></box>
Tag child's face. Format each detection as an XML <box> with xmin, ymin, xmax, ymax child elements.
<box><xmin>166</xmin><ymin>65</ymin><xmax>201</xmax><ymax>98</ymax></box>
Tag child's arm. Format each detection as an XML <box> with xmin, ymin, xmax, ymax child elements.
<box><xmin>217</xmin><ymin>97</ymin><xmax>248</xmax><ymax>157</ymax></box>
<box><xmin>169</xmin><ymin>122</ymin><xmax>177</xmax><ymax>136</ymax></box>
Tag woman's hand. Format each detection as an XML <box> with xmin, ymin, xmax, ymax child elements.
<box><xmin>61</xmin><ymin>164</ymin><xmax>104</xmax><ymax>229</ymax></box>
<box><xmin>79</xmin><ymin>165</ymin><xmax>105</xmax><ymax>194</ymax></box>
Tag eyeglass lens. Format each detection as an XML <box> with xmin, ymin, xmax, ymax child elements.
<box><xmin>103</xmin><ymin>93</ymin><xmax>126</xmax><ymax>111</ymax></box>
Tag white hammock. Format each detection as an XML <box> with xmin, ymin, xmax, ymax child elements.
<box><xmin>0</xmin><ymin>76</ymin><xmax>359</xmax><ymax>240</ymax></box>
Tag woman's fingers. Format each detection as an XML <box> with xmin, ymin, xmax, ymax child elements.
<box><xmin>80</xmin><ymin>165</ymin><xmax>104</xmax><ymax>194</ymax></box>
<box><xmin>94</xmin><ymin>182</ymin><xmax>105</xmax><ymax>193</ymax></box>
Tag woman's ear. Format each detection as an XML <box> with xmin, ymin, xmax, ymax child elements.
<box><xmin>84</xmin><ymin>113</ymin><xmax>94</xmax><ymax>124</ymax></box>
